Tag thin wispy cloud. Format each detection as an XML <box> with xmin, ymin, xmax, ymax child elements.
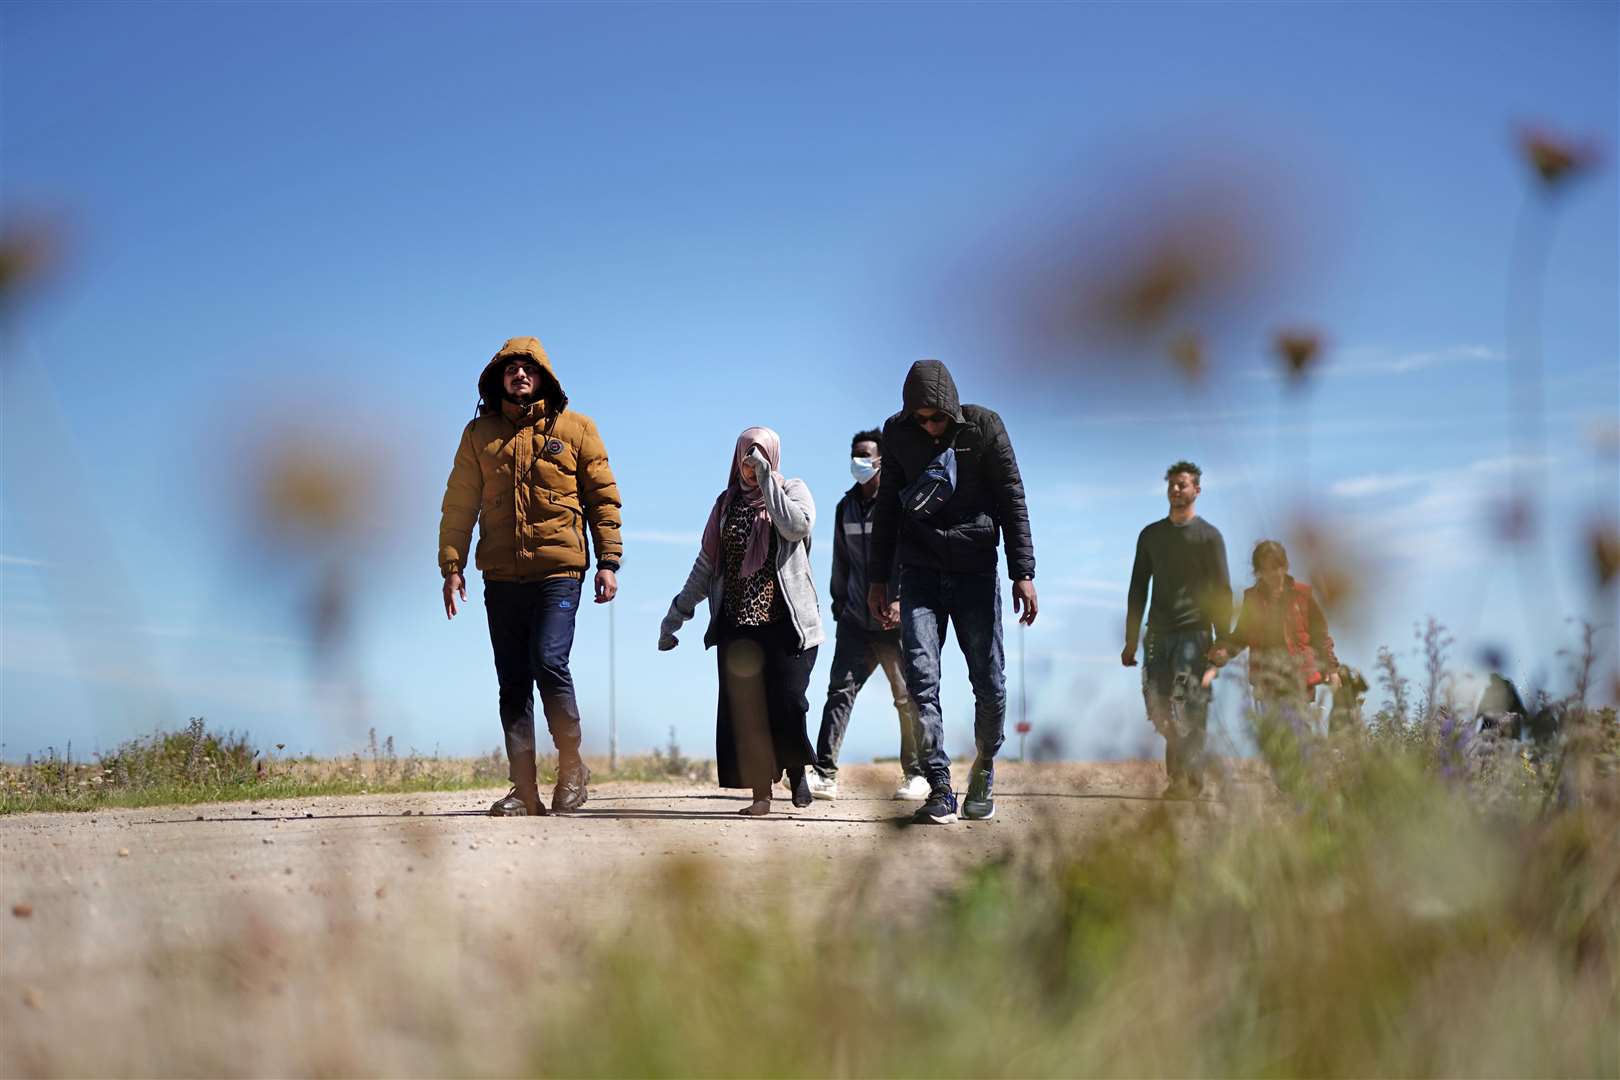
<box><xmin>1330</xmin><ymin>472</ymin><xmax>1430</xmax><ymax>498</ymax></box>
<box><xmin>0</xmin><ymin>554</ymin><xmax>52</xmax><ymax>568</ymax></box>
<box><xmin>1332</xmin><ymin>454</ymin><xmax>1566</xmax><ymax>572</ymax></box>
<box><xmin>1338</xmin><ymin>344</ymin><xmax>1503</xmax><ymax>375</ymax></box>
<box><xmin>1331</xmin><ymin>454</ymin><xmax>1557</xmax><ymax>500</ymax></box>
<box><xmin>1243</xmin><ymin>343</ymin><xmax>1503</xmax><ymax>382</ymax></box>
<box><xmin>131</xmin><ymin>624</ymin><xmax>303</xmax><ymax>649</ymax></box>
<box><xmin>1051</xmin><ymin>576</ymin><xmax>1127</xmax><ymax>593</ymax></box>
<box><xmin>621</xmin><ymin>528</ymin><xmax>700</xmax><ymax>547</ymax></box>
<box><xmin>1043</xmin><ymin>593</ymin><xmax>1124</xmax><ymax>612</ymax></box>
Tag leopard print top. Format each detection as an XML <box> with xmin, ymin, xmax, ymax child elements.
<box><xmin>721</xmin><ymin>500</ymin><xmax>785</xmax><ymax>626</ymax></box>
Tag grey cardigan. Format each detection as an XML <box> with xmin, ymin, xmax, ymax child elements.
<box><xmin>659</xmin><ymin>468</ymin><xmax>825</xmax><ymax>653</ymax></box>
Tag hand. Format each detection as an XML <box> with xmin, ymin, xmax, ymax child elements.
<box><xmin>594</xmin><ymin>568</ymin><xmax>618</xmax><ymax>604</ymax></box>
<box><xmin>1013</xmin><ymin>579</ymin><xmax>1038</xmax><ymax>626</ymax></box>
<box><xmin>1201</xmin><ymin>667</ymin><xmax>1218</xmax><ymax>690</ymax></box>
<box><xmin>1328</xmin><ymin>671</ymin><xmax>1342</xmax><ymax>691</ymax></box>
<box><xmin>745</xmin><ymin>447</ymin><xmax>771</xmax><ymax>482</ymax></box>
<box><xmin>1121</xmin><ymin>644</ymin><xmax>1138</xmax><ymax>667</ymax></box>
<box><xmin>867</xmin><ymin>583</ymin><xmax>899</xmax><ymax>630</ymax></box>
<box><xmin>658</xmin><ymin>632</ymin><xmax>679</xmax><ymax>652</ymax></box>
<box><xmin>443</xmin><ymin>572</ymin><xmax>466</xmax><ymax>620</ymax></box>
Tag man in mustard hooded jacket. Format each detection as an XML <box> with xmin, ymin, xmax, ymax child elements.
<box><xmin>439</xmin><ymin>337</ymin><xmax>624</xmax><ymax>816</ymax></box>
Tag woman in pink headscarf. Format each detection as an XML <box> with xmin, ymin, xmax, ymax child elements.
<box><xmin>660</xmin><ymin>427</ymin><xmax>825</xmax><ymax>815</ymax></box>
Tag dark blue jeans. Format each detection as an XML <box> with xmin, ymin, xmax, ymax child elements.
<box><xmin>485</xmin><ymin>577</ymin><xmax>583</xmax><ymax>779</ymax></box>
<box><xmin>899</xmin><ymin>566</ymin><xmax>1005</xmax><ymax>791</ymax></box>
<box><xmin>1141</xmin><ymin>628</ymin><xmax>1212</xmax><ymax>787</ymax></box>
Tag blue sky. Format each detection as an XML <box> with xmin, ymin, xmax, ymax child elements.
<box><xmin>3</xmin><ymin>1</ymin><xmax>1616</xmax><ymax>765</ymax></box>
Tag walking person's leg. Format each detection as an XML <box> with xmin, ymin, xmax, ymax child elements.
<box><xmin>721</xmin><ymin>631</ymin><xmax>777</xmax><ymax>815</ymax></box>
<box><xmin>532</xmin><ymin>576</ymin><xmax>589</xmax><ymax>810</ymax></box>
<box><xmin>951</xmin><ymin>572</ymin><xmax>1006</xmax><ymax>819</ymax></box>
<box><xmin>485</xmin><ymin>580</ymin><xmax>544</xmax><ymax>816</ymax></box>
<box><xmin>1170</xmin><ymin>631</ymin><xmax>1212</xmax><ymax>793</ymax></box>
<box><xmin>764</xmin><ymin>620</ymin><xmax>820</xmax><ymax>808</ymax></box>
<box><xmin>1141</xmin><ymin>631</ymin><xmax>1180</xmax><ymax>794</ymax></box>
<box><xmin>812</xmin><ymin>627</ymin><xmax>880</xmax><ymax>794</ymax></box>
<box><xmin>873</xmin><ymin>638</ymin><xmax>928</xmax><ymax>799</ymax></box>
<box><xmin>900</xmin><ymin>567</ymin><xmax>957</xmax><ymax>823</ymax></box>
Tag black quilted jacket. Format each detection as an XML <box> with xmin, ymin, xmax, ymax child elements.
<box><xmin>869</xmin><ymin>359</ymin><xmax>1035</xmax><ymax>583</ymax></box>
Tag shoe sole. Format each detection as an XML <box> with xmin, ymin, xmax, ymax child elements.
<box><xmin>811</xmin><ymin>790</ymin><xmax>836</xmax><ymax>801</ymax></box>
<box><xmin>962</xmin><ymin>803</ymin><xmax>995</xmax><ymax>821</ymax></box>
<box><xmin>917</xmin><ymin>811</ymin><xmax>957</xmax><ymax>824</ymax></box>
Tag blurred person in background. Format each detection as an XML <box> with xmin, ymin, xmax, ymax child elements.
<box><xmin>868</xmin><ymin>360</ymin><xmax>1038</xmax><ymax>826</ymax></box>
<box><xmin>808</xmin><ymin>429</ymin><xmax>927</xmax><ymax>803</ymax></box>
<box><xmin>439</xmin><ymin>337</ymin><xmax>623</xmax><ymax>817</ymax></box>
<box><xmin>1122</xmin><ymin>461</ymin><xmax>1231</xmax><ymax>797</ymax></box>
<box><xmin>659</xmin><ymin>427</ymin><xmax>823</xmax><ymax>816</ymax></box>
<box><xmin>1204</xmin><ymin>539</ymin><xmax>1341</xmax><ymax>731</ymax></box>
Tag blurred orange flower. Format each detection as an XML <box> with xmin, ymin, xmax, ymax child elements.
<box><xmin>1169</xmin><ymin>332</ymin><xmax>1205</xmax><ymax>381</ymax></box>
<box><xmin>1517</xmin><ymin>126</ymin><xmax>1598</xmax><ymax>188</ymax></box>
<box><xmin>1274</xmin><ymin>329</ymin><xmax>1323</xmax><ymax>383</ymax></box>
<box><xmin>1591</xmin><ymin>523</ymin><xmax>1619</xmax><ymax>589</ymax></box>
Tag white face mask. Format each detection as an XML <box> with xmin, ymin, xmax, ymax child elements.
<box><xmin>850</xmin><ymin>456</ymin><xmax>880</xmax><ymax>484</ymax></box>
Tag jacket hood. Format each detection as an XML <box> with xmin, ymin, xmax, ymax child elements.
<box><xmin>478</xmin><ymin>336</ymin><xmax>568</xmax><ymax>418</ymax></box>
<box><xmin>901</xmin><ymin>359</ymin><xmax>964</xmax><ymax>423</ymax></box>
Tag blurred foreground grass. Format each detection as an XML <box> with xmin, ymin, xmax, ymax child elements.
<box><xmin>3</xmin><ymin>678</ymin><xmax>1616</xmax><ymax>1077</ymax></box>
<box><xmin>0</xmin><ymin>719</ymin><xmax>712</xmax><ymax>814</ymax></box>
<box><xmin>543</xmin><ymin>709</ymin><xmax>1619</xmax><ymax>1077</ymax></box>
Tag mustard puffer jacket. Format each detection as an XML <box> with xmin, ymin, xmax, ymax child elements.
<box><xmin>438</xmin><ymin>337</ymin><xmax>624</xmax><ymax>581</ymax></box>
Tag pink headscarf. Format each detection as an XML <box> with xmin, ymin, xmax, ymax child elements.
<box><xmin>700</xmin><ymin>426</ymin><xmax>783</xmax><ymax>578</ymax></box>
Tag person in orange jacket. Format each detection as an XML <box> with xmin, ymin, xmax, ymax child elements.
<box><xmin>438</xmin><ymin>337</ymin><xmax>623</xmax><ymax>817</ymax></box>
<box><xmin>1204</xmin><ymin>540</ymin><xmax>1341</xmax><ymax>716</ymax></box>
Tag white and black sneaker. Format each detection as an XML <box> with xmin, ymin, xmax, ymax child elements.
<box><xmin>913</xmin><ymin>787</ymin><xmax>958</xmax><ymax>825</ymax></box>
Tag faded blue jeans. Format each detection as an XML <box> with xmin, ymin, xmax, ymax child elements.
<box><xmin>899</xmin><ymin>566</ymin><xmax>1006</xmax><ymax>792</ymax></box>
<box><xmin>1142</xmin><ymin>628</ymin><xmax>1213</xmax><ymax>788</ymax></box>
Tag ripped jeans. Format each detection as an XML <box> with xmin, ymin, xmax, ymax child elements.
<box><xmin>1142</xmin><ymin>628</ymin><xmax>1213</xmax><ymax>789</ymax></box>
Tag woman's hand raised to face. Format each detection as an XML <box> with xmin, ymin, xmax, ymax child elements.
<box><xmin>744</xmin><ymin>447</ymin><xmax>771</xmax><ymax>485</ymax></box>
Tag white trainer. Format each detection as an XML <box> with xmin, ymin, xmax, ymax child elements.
<box><xmin>806</xmin><ymin>773</ymin><xmax>838</xmax><ymax>801</ymax></box>
<box><xmin>893</xmin><ymin>774</ymin><xmax>932</xmax><ymax>801</ymax></box>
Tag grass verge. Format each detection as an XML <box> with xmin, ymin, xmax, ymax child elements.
<box><xmin>0</xmin><ymin>718</ymin><xmax>712</xmax><ymax>814</ymax></box>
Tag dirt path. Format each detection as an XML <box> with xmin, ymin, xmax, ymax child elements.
<box><xmin>1</xmin><ymin>760</ymin><xmax>1245</xmax><ymax>1076</ymax></box>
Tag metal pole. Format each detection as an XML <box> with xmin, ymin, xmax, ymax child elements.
<box><xmin>1019</xmin><ymin>622</ymin><xmax>1027</xmax><ymax>760</ymax></box>
<box><xmin>608</xmin><ymin>601</ymin><xmax>618</xmax><ymax>772</ymax></box>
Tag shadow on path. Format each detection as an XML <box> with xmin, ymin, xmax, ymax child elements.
<box><xmin>141</xmin><ymin>810</ymin><xmax>490</xmax><ymax>824</ymax></box>
<box><xmin>570</xmin><ymin>807</ymin><xmax>877</xmax><ymax>824</ymax></box>
<box><xmin>134</xmin><ymin>790</ymin><xmax>1206</xmax><ymax>825</ymax></box>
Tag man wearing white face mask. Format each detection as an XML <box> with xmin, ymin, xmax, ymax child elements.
<box><xmin>808</xmin><ymin>430</ymin><xmax>927</xmax><ymax>801</ymax></box>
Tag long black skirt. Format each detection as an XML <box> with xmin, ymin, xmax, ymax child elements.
<box><xmin>714</xmin><ymin>620</ymin><xmax>818</xmax><ymax>790</ymax></box>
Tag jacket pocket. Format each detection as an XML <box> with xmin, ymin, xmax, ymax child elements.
<box><xmin>949</xmin><ymin>512</ymin><xmax>998</xmax><ymax>550</ymax></box>
<box><xmin>548</xmin><ymin>490</ymin><xmax>586</xmax><ymax>556</ymax></box>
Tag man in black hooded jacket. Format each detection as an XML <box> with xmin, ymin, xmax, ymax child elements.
<box><xmin>868</xmin><ymin>359</ymin><xmax>1037</xmax><ymax>825</ymax></box>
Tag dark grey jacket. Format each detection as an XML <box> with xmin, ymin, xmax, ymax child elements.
<box><xmin>870</xmin><ymin>360</ymin><xmax>1036</xmax><ymax>583</ymax></box>
<box><xmin>830</xmin><ymin>484</ymin><xmax>898</xmax><ymax>634</ymax></box>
